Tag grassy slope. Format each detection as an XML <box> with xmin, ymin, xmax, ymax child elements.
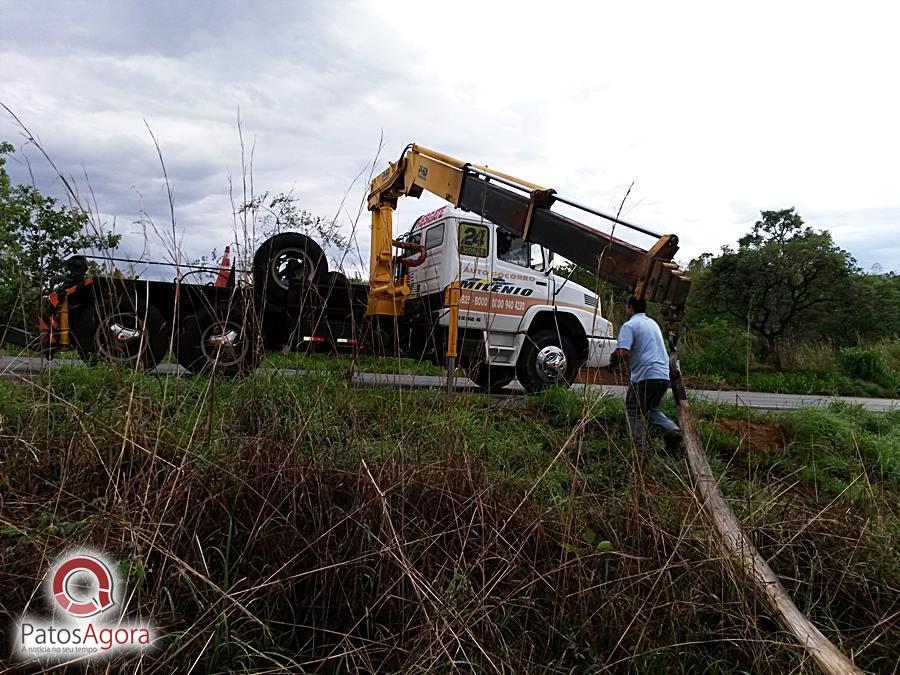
<box><xmin>679</xmin><ymin>327</ymin><xmax>900</xmax><ymax>399</ymax></box>
<box><xmin>0</xmin><ymin>366</ymin><xmax>897</xmax><ymax>672</ymax></box>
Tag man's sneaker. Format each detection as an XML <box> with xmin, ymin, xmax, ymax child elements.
<box><xmin>663</xmin><ymin>429</ymin><xmax>683</xmax><ymax>454</ymax></box>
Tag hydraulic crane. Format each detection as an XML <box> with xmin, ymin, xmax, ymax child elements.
<box><xmin>366</xmin><ymin>144</ymin><xmax>690</xmax><ymax>331</ymax></box>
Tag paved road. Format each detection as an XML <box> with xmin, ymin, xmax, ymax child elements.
<box><xmin>2</xmin><ymin>355</ymin><xmax>897</xmax><ymax>413</ymax></box>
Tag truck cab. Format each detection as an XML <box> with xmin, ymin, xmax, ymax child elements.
<box><xmin>403</xmin><ymin>206</ymin><xmax>616</xmax><ymax>391</ymax></box>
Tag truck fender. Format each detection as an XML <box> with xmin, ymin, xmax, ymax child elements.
<box><xmin>515</xmin><ymin>306</ymin><xmax>589</xmax><ymax>363</ymax></box>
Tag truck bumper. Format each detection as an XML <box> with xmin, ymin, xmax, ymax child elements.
<box><xmin>586</xmin><ymin>337</ymin><xmax>617</xmax><ymax>368</ymax></box>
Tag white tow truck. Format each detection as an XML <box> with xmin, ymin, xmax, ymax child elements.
<box><xmin>402</xmin><ymin>206</ymin><xmax>616</xmax><ymax>391</ymax></box>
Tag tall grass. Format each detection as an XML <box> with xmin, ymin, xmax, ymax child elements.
<box><xmin>0</xmin><ymin>367</ymin><xmax>897</xmax><ymax>672</ymax></box>
<box><xmin>681</xmin><ymin>319</ymin><xmax>899</xmax><ymax>397</ymax></box>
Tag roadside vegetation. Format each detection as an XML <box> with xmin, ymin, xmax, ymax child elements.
<box><xmin>679</xmin><ymin>320</ymin><xmax>900</xmax><ymax>398</ymax></box>
<box><xmin>1</xmin><ymin>365</ymin><xmax>897</xmax><ymax>672</ymax></box>
<box><xmin>558</xmin><ymin>209</ymin><xmax>900</xmax><ymax>399</ymax></box>
<box><xmin>262</xmin><ymin>351</ymin><xmax>445</xmax><ymax>376</ymax></box>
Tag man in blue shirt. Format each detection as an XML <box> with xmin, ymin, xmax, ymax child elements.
<box><xmin>611</xmin><ymin>296</ymin><xmax>682</xmax><ymax>453</ymax></box>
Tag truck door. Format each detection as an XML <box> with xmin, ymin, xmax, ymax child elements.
<box><xmin>455</xmin><ymin>220</ymin><xmax>492</xmax><ymax>330</ymax></box>
<box><xmin>456</xmin><ymin>222</ymin><xmax>549</xmax><ymax>334</ymax></box>
<box><xmin>491</xmin><ymin>228</ymin><xmax>552</xmax><ymax>333</ymax></box>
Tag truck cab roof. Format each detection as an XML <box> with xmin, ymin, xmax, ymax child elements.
<box><xmin>412</xmin><ymin>205</ymin><xmax>484</xmax><ymax>230</ymax></box>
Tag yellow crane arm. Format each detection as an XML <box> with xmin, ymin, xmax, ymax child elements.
<box><xmin>365</xmin><ymin>143</ymin><xmax>690</xmax><ymax>324</ymax></box>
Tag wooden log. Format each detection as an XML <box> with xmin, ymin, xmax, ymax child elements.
<box><xmin>675</xmin><ymin>397</ymin><xmax>861</xmax><ymax>674</ymax></box>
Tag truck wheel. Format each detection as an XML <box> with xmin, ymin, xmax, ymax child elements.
<box><xmin>324</xmin><ymin>271</ymin><xmax>351</xmax><ymax>298</ymax></box>
<box><xmin>73</xmin><ymin>297</ymin><xmax>168</xmax><ymax>369</ymax></box>
<box><xmin>516</xmin><ymin>329</ymin><xmax>580</xmax><ymax>393</ymax></box>
<box><xmin>177</xmin><ymin>307</ymin><xmax>260</xmax><ymax>376</ymax></box>
<box><xmin>326</xmin><ymin>271</ymin><xmax>349</xmax><ymax>287</ymax></box>
<box><xmin>253</xmin><ymin>232</ymin><xmax>327</xmax><ymax>308</ymax></box>
<box><xmin>468</xmin><ymin>363</ymin><xmax>515</xmax><ymax>393</ymax></box>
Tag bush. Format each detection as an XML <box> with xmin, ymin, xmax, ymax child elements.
<box><xmin>839</xmin><ymin>346</ymin><xmax>890</xmax><ymax>384</ymax></box>
<box><xmin>680</xmin><ymin>318</ymin><xmax>751</xmax><ymax>378</ymax></box>
<box><xmin>785</xmin><ymin>405</ymin><xmax>855</xmax><ymax>451</ymax></box>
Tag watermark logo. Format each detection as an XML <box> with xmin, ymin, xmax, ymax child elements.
<box><xmin>52</xmin><ymin>555</ymin><xmax>115</xmax><ymax>617</ymax></box>
<box><xmin>14</xmin><ymin>550</ymin><xmax>154</xmax><ymax>661</ymax></box>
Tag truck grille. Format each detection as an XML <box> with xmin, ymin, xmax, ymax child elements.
<box><xmin>584</xmin><ymin>294</ymin><xmax>599</xmax><ymax>308</ymax></box>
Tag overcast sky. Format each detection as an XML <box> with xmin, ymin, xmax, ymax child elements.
<box><xmin>2</xmin><ymin>0</ymin><xmax>898</xmax><ymax>277</ymax></box>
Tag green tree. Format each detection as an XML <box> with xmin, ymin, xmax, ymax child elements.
<box><xmin>0</xmin><ymin>141</ymin><xmax>120</xmax><ymax>328</ymax></box>
<box><xmin>695</xmin><ymin>208</ymin><xmax>855</xmax><ymax>368</ymax></box>
<box><xmin>840</xmin><ymin>270</ymin><xmax>900</xmax><ymax>341</ymax></box>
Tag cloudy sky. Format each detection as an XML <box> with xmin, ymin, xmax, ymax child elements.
<box><xmin>2</xmin><ymin>0</ymin><xmax>898</xmax><ymax>276</ymax></box>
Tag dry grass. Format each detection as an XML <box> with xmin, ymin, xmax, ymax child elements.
<box><xmin>0</xmin><ymin>367</ymin><xmax>897</xmax><ymax>672</ymax></box>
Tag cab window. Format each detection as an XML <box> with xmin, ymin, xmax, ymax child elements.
<box><xmin>396</xmin><ymin>232</ymin><xmax>421</xmax><ymax>281</ymax></box>
<box><xmin>458</xmin><ymin>222</ymin><xmax>489</xmax><ymax>257</ymax></box>
<box><xmin>425</xmin><ymin>223</ymin><xmax>444</xmax><ymax>250</ymax></box>
<box><xmin>497</xmin><ymin>229</ymin><xmax>545</xmax><ymax>269</ymax></box>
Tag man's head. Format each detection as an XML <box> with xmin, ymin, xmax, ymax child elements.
<box><xmin>626</xmin><ymin>296</ymin><xmax>646</xmax><ymax>318</ymax></box>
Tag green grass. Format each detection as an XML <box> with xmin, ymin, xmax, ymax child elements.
<box><xmin>240</xmin><ymin>350</ymin><xmax>446</xmax><ymax>376</ymax></box>
<box><xmin>0</xmin><ymin>368</ymin><xmax>897</xmax><ymax>672</ymax></box>
<box><xmin>1</xmin><ymin>345</ymin><xmax>446</xmax><ymax>374</ymax></box>
<box><xmin>735</xmin><ymin>368</ymin><xmax>895</xmax><ymax>398</ymax></box>
<box><xmin>681</xmin><ymin>324</ymin><xmax>899</xmax><ymax>398</ymax></box>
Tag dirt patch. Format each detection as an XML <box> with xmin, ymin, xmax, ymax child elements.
<box><xmin>576</xmin><ymin>368</ymin><xmax>628</xmax><ymax>386</ymax></box>
<box><xmin>718</xmin><ymin>418</ymin><xmax>789</xmax><ymax>456</ymax></box>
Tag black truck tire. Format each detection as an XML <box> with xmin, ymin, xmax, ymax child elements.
<box><xmin>515</xmin><ymin>329</ymin><xmax>580</xmax><ymax>393</ymax></box>
<box><xmin>326</xmin><ymin>270</ymin><xmax>349</xmax><ymax>286</ymax></box>
<box><xmin>323</xmin><ymin>271</ymin><xmax>351</xmax><ymax>301</ymax></box>
<box><xmin>253</xmin><ymin>232</ymin><xmax>327</xmax><ymax>308</ymax></box>
<box><xmin>325</xmin><ymin>270</ymin><xmax>350</xmax><ymax>289</ymax></box>
<box><xmin>177</xmin><ymin>307</ymin><xmax>260</xmax><ymax>377</ymax></box>
<box><xmin>468</xmin><ymin>362</ymin><xmax>516</xmax><ymax>393</ymax></box>
<box><xmin>73</xmin><ymin>296</ymin><xmax>168</xmax><ymax>369</ymax></box>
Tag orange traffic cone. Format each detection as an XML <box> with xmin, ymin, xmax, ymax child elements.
<box><xmin>215</xmin><ymin>246</ymin><xmax>232</xmax><ymax>287</ymax></box>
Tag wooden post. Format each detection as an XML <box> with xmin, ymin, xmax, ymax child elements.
<box><xmin>671</xmin><ymin>364</ymin><xmax>861</xmax><ymax>674</ymax></box>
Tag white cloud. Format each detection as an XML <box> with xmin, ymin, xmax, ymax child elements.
<box><xmin>1</xmin><ymin>0</ymin><xmax>897</xmax><ymax>275</ymax></box>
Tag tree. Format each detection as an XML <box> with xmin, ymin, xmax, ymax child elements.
<box><xmin>240</xmin><ymin>192</ymin><xmax>348</xmax><ymax>249</ymax></box>
<box><xmin>0</xmin><ymin>141</ymin><xmax>120</xmax><ymax>327</ymax></box>
<box><xmin>842</xmin><ymin>271</ymin><xmax>900</xmax><ymax>341</ymax></box>
<box><xmin>695</xmin><ymin>208</ymin><xmax>855</xmax><ymax>369</ymax></box>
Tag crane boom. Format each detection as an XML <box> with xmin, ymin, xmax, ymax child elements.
<box><xmin>366</xmin><ymin>144</ymin><xmax>690</xmax><ymax>328</ymax></box>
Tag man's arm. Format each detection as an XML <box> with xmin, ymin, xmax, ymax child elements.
<box><xmin>609</xmin><ymin>322</ymin><xmax>633</xmax><ymax>369</ymax></box>
<box><xmin>609</xmin><ymin>347</ymin><xmax>629</xmax><ymax>367</ymax></box>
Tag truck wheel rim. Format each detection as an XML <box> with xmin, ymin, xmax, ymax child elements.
<box><xmin>96</xmin><ymin>312</ymin><xmax>145</xmax><ymax>363</ymax></box>
<box><xmin>202</xmin><ymin>322</ymin><xmax>246</xmax><ymax>367</ymax></box>
<box><xmin>535</xmin><ymin>345</ymin><xmax>567</xmax><ymax>382</ymax></box>
<box><xmin>270</xmin><ymin>247</ymin><xmax>316</xmax><ymax>290</ymax></box>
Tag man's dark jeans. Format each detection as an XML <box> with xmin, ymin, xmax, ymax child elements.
<box><xmin>625</xmin><ymin>378</ymin><xmax>679</xmax><ymax>451</ymax></box>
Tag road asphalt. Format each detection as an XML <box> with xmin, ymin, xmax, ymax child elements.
<box><xmin>1</xmin><ymin>355</ymin><xmax>897</xmax><ymax>412</ymax></box>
